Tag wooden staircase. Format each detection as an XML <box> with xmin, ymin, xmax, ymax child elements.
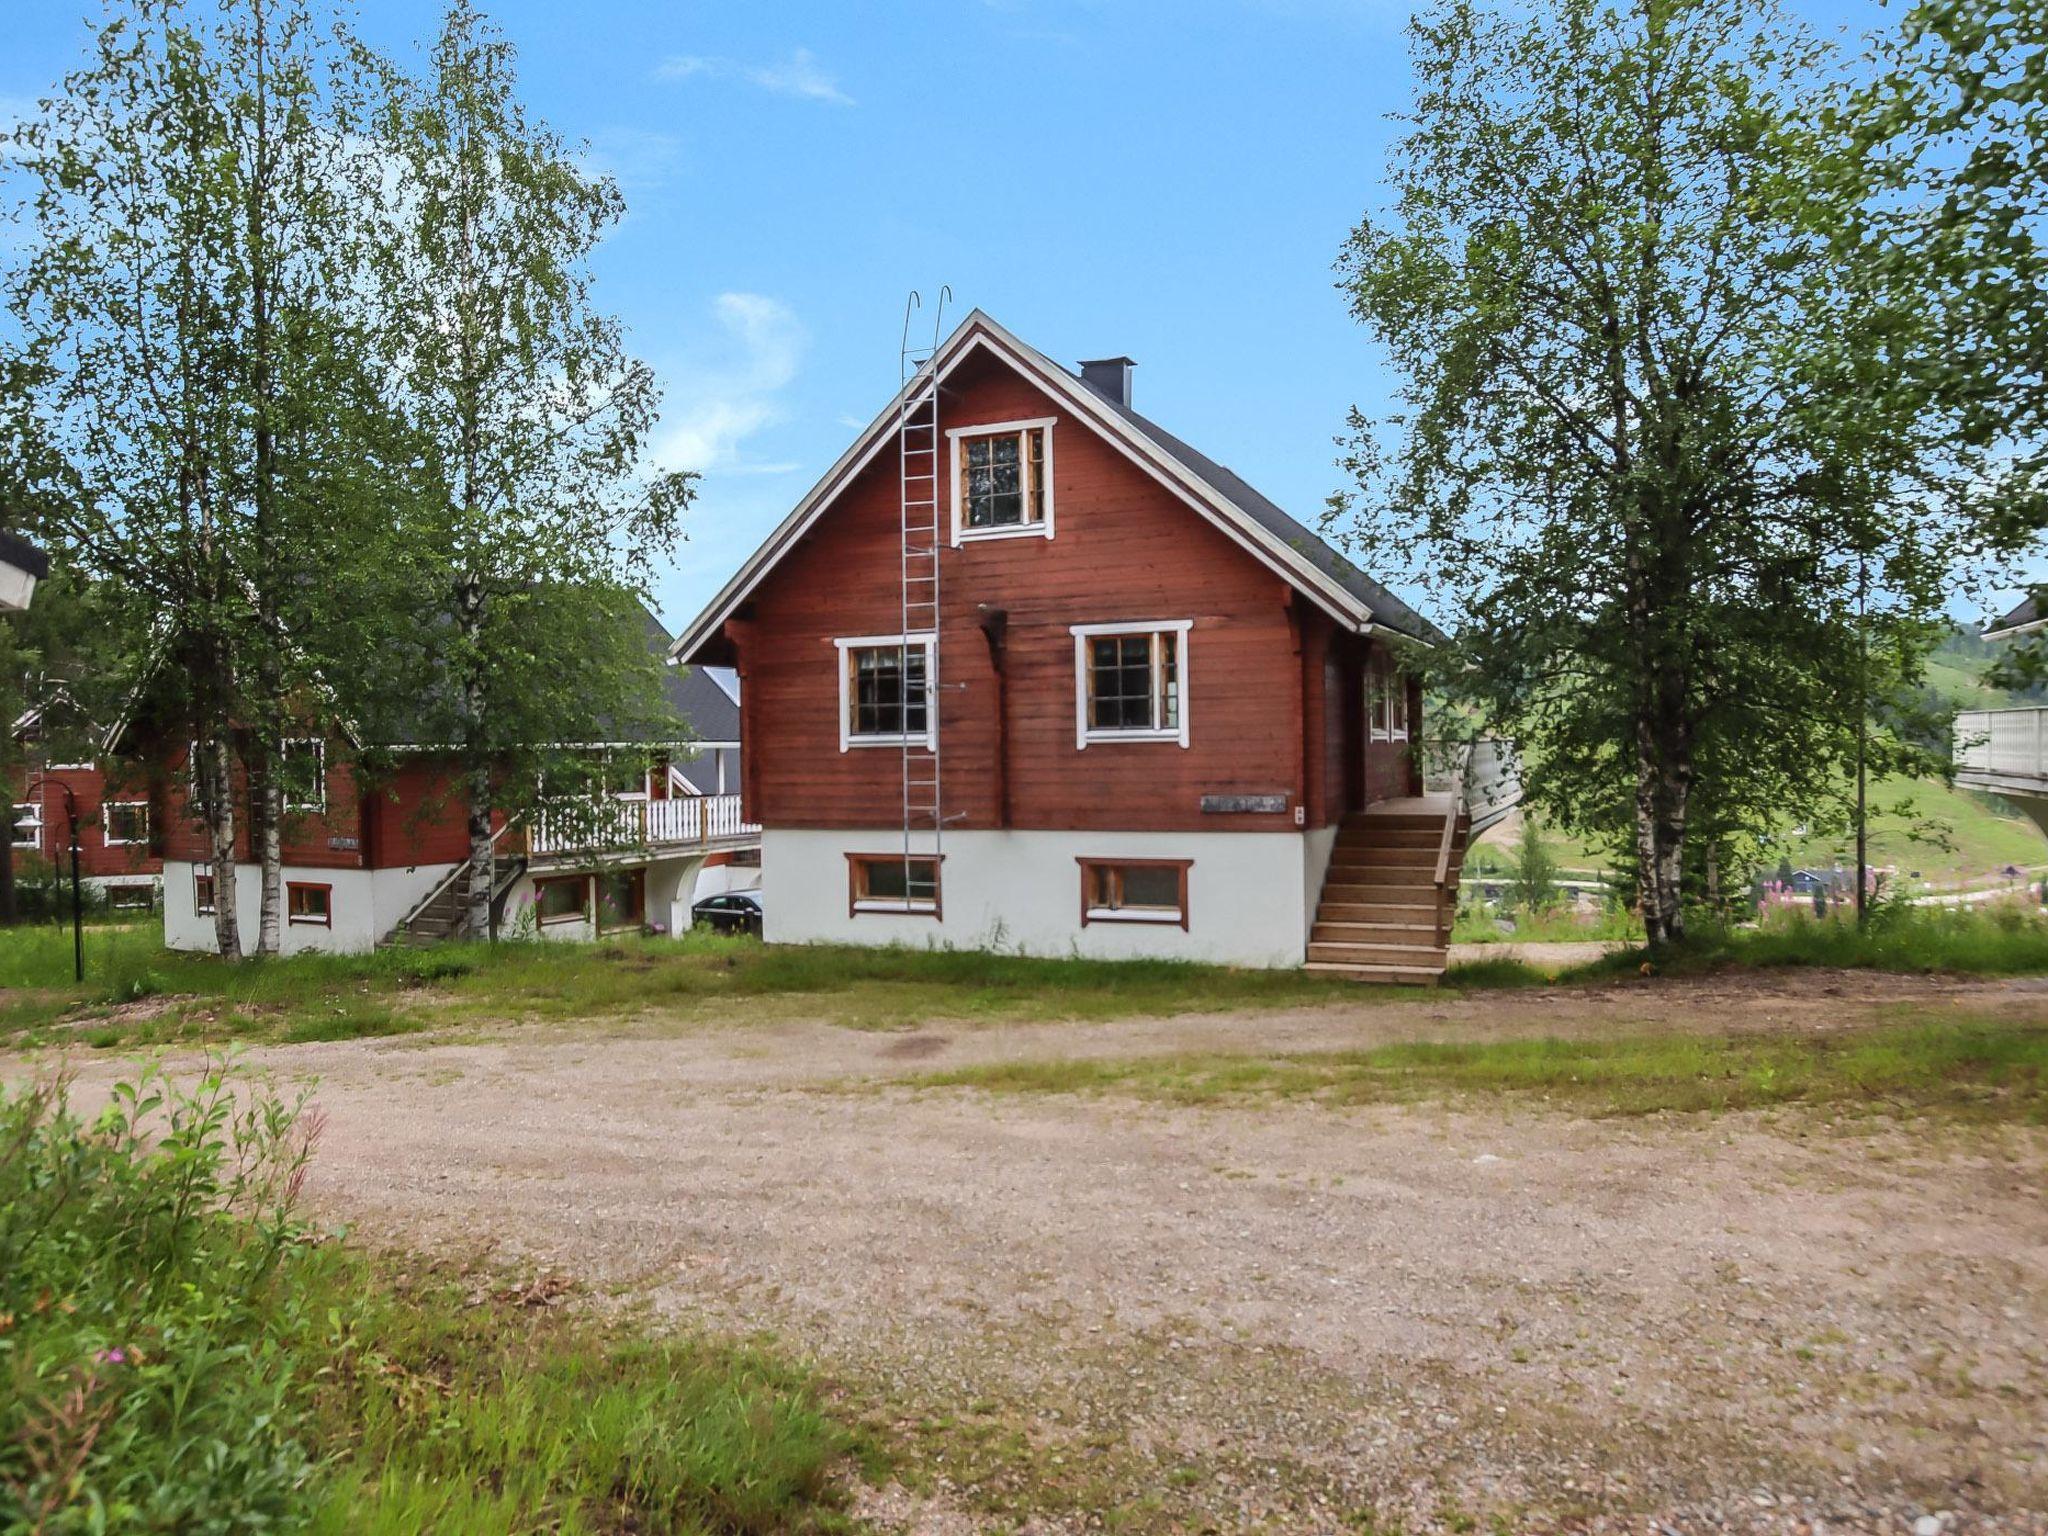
<box><xmin>1305</xmin><ymin>800</ymin><xmax>1470</xmax><ymax>984</ymax></box>
<box><xmin>383</xmin><ymin>855</ymin><xmax>528</xmax><ymax>946</ymax></box>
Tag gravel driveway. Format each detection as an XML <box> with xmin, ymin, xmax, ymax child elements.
<box><xmin>18</xmin><ymin>971</ymin><xmax>2048</xmax><ymax>1534</ymax></box>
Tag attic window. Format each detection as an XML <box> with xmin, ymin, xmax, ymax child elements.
<box><xmin>949</xmin><ymin>419</ymin><xmax>1054</xmax><ymax>543</ymax></box>
<box><xmin>282</xmin><ymin>738</ymin><xmax>327</xmax><ymax>813</ymax></box>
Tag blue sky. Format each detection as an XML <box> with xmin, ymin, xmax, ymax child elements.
<box><xmin>14</xmin><ymin>0</ymin><xmax>2011</xmax><ymax>632</ymax></box>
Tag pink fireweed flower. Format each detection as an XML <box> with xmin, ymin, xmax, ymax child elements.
<box><xmin>94</xmin><ymin>1348</ymin><xmax>126</xmax><ymax>1365</ymax></box>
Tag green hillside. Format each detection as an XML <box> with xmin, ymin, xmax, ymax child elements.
<box><xmin>1476</xmin><ymin>777</ymin><xmax>2047</xmax><ymax>887</ymax></box>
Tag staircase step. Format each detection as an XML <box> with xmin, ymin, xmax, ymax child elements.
<box><xmin>1329</xmin><ymin>848</ymin><xmax>1440</xmax><ymax>871</ymax></box>
<box><xmin>1316</xmin><ymin>901</ymin><xmax>1441</xmax><ymax>923</ymax></box>
<box><xmin>1333</xmin><ymin>827</ymin><xmax>1442</xmax><ymax>849</ymax></box>
<box><xmin>1308</xmin><ymin>940</ymin><xmax>1446</xmax><ymax>967</ymax></box>
<box><xmin>1312</xmin><ymin>921</ymin><xmax>1441</xmax><ymax>944</ymax></box>
<box><xmin>1304</xmin><ymin>960</ymin><xmax>1445</xmax><ymax>985</ymax></box>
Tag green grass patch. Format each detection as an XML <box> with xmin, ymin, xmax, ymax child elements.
<box><xmin>903</xmin><ymin>1017</ymin><xmax>2048</xmax><ymax>1121</ymax></box>
<box><xmin>0</xmin><ymin>1061</ymin><xmax>856</xmax><ymax>1532</ymax></box>
<box><xmin>0</xmin><ymin>924</ymin><xmax>1381</xmax><ymax>1048</ymax></box>
<box><xmin>1596</xmin><ymin>901</ymin><xmax>2048</xmax><ymax>979</ymax></box>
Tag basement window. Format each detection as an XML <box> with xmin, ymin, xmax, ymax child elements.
<box><xmin>286</xmin><ymin>881</ymin><xmax>332</xmax><ymax>927</ymax></box>
<box><xmin>194</xmin><ymin>868</ymin><xmax>216</xmax><ymax>916</ymax></box>
<box><xmin>835</xmin><ymin>635</ymin><xmax>935</xmax><ymax>750</ymax></box>
<box><xmin>848</xmin><ymin>854</ymin><xmax>940</xmax><ymax>916</ymax></box>
<box><xmin>536</xmin><ymin>876</ymin><xmax>588</xmax><ymax>926</ymax></box>
<box><xmin>950</xmin><ymin>419</ymin><xmax>1054</xmax><ymax>542</ymax></box>
<box><xmin>1071</xmin><ymin>621</ymin><xmax>1191</xmax><ymax>748</ymax></box>
<box><xmin>1079</xmin><ymin>859</ymin><xmax>1190</xmax><ymax>929</ymax></box>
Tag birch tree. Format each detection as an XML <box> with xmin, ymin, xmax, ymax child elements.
<box><xmin>362</xmin><ymin>0</ymin><xmax>691</xmax><ymax>939</ymax></box>
<box><xmin>1334</xmin><ymin>0</ymin><xmax>1981</xmax><ymax>943</ymax></box>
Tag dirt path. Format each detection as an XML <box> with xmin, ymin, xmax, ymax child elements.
<box><xmin>15</xmin><ymin>971</ymin><xmax>2048</xmax><ymax>1533</ymax></box>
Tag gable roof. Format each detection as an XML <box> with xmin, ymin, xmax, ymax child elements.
<box><xmin>669</xmin><ymin>310</ymin><xmax>1444</xmax><ymax>664</ymax></box>
<box><xmin>0</xmin><ymin>529</ymin><xmax>50</xmax><ymax>582</ymax></box>
<box><xmin>1986</xmin><ymin>593</ymin><xmax>2046</xmax><ymax>641</ymax></box>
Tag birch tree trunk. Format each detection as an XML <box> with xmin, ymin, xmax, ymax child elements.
<box><xmin>207</xmin><ymin>736</ymin><xmax>242</xmax><ymax>960</ymax></box>
<box><xmin>252</xmin><ymin>744</ymin><xmax>282</xmax><ymax>955</ymax></box>
<box><xmin>458</xmin><ymin>577</ymin><xmax>493</xmax><ymax>939</ymax></box>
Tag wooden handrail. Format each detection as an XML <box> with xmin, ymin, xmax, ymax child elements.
<box><xmin>389</xmin><ymin>812</ymin><xmax>523</xmax><ymax>941</ymax></box>
<box><xmin>1433</xmin><ymin>745</ymin><xmax>1474</xmax><ymax>947</ymax></box>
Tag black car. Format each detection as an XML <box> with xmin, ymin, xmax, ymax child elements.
<box><xmin>691</xmin><ymin>891</ymin><xmax>763</xmax><ymax>937</ymax></box>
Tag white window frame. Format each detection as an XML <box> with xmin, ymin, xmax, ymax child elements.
<box><xmin>102</xmin><ymin>799</ymin><xmax>150</xmax><ymax>846</ymax></box>
<box><xmin>1368</xmin><ymin>660</ymin><xmax>1409</xmax><ymax>745</ymax></box>
<box><xmin>948</xmin><ymin>417</ymin><xmax>1056</xmax><ymax>545</ymax></box>
<box><xmin>1070</xmin><ymin>620</ymin><xmax>1192</xmax><ymax>749</ymax></box>
<box><xmin>12</xmin><ymin>800</ymin><xmax>42</xmax><ymax>852</ymax></box>
<box><xmin>835</xmin><ymin>633</ymin><xmax>938</xmax><ymax>752</ymax></box>
<box><xmin>193</xmin><ymin>864</ymin><xmax>216</xmax><ymax>916</ymax></box>
<box><xmin>282</xmin><ymin>737</ymin><xmax>326</xmax><ymax>813</ymax></box>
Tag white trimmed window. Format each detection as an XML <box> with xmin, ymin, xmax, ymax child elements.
<box><xmin>1368</xmin><ymin>659</ymin><xmax>1409</xmax><ymax>744</ymax></box>
<box><xmin>282</xmin><ymin>738</ymin><xmax>326</xmax><ymax>812</ymax></box>
<box><xmin>835</xmin><ymin>635</ymin><xmax>936</xmax><ymax>750</ymax></box>
<box><xmin>103</xmin><ymin>801</ymin><xmax>150</xmax><ymax>846</ymax></box>
<box><xmin>948</xmin><ymin>418</ymin><xmax>1055</xmax><ymax>543</ymax></box>
<box><xmin>1071</xmin><ymin>621</ymin><xmax>1191</xmax><ymax>748</ymax></box>
<box><xmin>11</xmin><ymin>801</ymin><xmax>41</xmax><ymax>851</ymax></box>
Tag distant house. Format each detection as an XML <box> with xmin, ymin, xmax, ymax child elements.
<box><xmin>1956</xmin><ymin>594</ymin><xmax>2048</xmax><ymax>837</ymax></box>
<box><xmin>671</xmin><ymin>310</ymin><xmax>1513</xmax><ymax>981</ymax></box>
<box><xmin>10</xmin><ymin>702</ymin><xmax>164</xmax><ymax>909</ymax></box>
<box><xmin>0</xmin><ymin>530</ymin><xmax>49</xmax><ymax>613</ymax></box>
<box><xmin>108</xmin><ymin>605</ymin><xmax>757</xmax><ymax>953</ymax></box>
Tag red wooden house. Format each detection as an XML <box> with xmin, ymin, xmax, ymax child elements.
<box><xmin>106</xmin><ymin>607</ymin><xmax>756</xmax><ymax>954</ymax></box>
<box><xmin>672</xmin><ymin>310</ymin><xmax>1510</xmax><ymax>980</ymax></box>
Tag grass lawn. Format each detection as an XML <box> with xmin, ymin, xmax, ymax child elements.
<box><xmin>0</xmin><ymin>918</ymin><xmax>1396</xmax><ymax>1051</ymax></box>
<box><xmin>903</xmin><ymin>1014</ymin><xmax>2048</xmax><ymax>1122</ymax></box>
<box><xmin>1473</xmin><ymin>775</ymin><xmax>2048</xmax><ymax>888</ymax></box>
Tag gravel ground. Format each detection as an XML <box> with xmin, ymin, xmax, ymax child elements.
<box><xmin>16</xmin><ymin>970</ymin><xmax>2048</xmax><ymax>1534</ymax></box>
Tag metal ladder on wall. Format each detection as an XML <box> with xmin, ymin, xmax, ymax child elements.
<box><xmin>898</xmin><ymin>288</ymin><xmax>952</xmax><ymax>884</ymax></box>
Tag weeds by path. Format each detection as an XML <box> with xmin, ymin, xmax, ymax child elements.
<box><xmin>0</xmin><ymin>1060</ymin><xmax>855</xmax><ymax>1532</ymax></box>
<box><xmin>900</xmin><ymin>1016</ymin><xmax>2048</xmax><ymax>1122</ymax></box>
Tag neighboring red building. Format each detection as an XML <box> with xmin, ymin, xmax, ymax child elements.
<box><xmin>671</xmin><ymin>310</ymin><xmax>1490</xmax><ymax>980</ymax></box>
<box><xmin>9</xmin><ymin>753</ymin><xmax>163</xmax><ymax>908</ymax></box>
<box><xmin>106</xmin><ymin>608</ymin><xmax>756</xmax><ymax>953</ymax></box>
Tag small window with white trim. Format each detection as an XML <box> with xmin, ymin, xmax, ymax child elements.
<box><xmin>194</xmin><ymin>868</ymin><xmax>216</xmax><ymax>915</ymax></box>
<box><xmin>1079</xmin><ymin>859</ymin><xmax>1190</xmax><ymax>929</ymax></box>
<box><xmin>12</xmin><ymin>801</ymin><xmax>41</xmax><ymax>851</ymax></box>
<box><xmin>848</xmin><ymin>854</ymin><xmax>940</xmax><ymax>915</ymax></box>
<box><xmin>1368</xmin><ymin>659</ymin><xmax>1409</xmax><ymax>744</ymax></box>
<box><xmin>1072</xmin><ymin>622</ymin><xmax>1190</xmax><ymax>748</ymax></box>
<box><xmin>282</xmin><ymin>738</ymin><xmax>326</xmax><ymax>812</ymax></box>
<box><xmin>836</xmin><ymin>636</ymin><xmax>935</xmax><ymax>749</ymax></box>
<box><xmin>950</xmin><ymin>419</ymin><xmax>1054</xmax><ymax>541</ymax></box>
<box><xmin>103</xmin><ymin>801</ymin><xmax>150</xmax><ymax>846</ymax></box>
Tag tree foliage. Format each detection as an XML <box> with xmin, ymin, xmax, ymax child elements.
<box><xmin>1334</xmin><ymin>0</ymin><xmax>1985</xmax><ymax>942</ymax></box>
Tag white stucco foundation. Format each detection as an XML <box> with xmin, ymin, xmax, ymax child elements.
<box><xmin>163</xmin><ymin>859</ymin><xmax>456</xmax><ymax>954</ymax></box>
<box><xmin>762</xmin><ymin>828</ymin><xmax>1314</xmax><ymax>967</ymax></box>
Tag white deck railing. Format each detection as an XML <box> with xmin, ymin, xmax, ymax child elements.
<box><xmin>530</xmin><ymin>793</ymin><xmax>761</xmax><ymax>858</ymax></box>
<box><xmin>1954</xmin><ymin>708</ymin><xmax>2048</xmax><ymax>780</ymax></box>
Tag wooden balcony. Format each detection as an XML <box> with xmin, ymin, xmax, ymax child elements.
<box><xmin>1954</xmin><ymin>708</ymin><xmax>2048</xmax><ymax>796</ymax></box>
<box><xmin>527</xmin><ymin>793</ymin><xmax>761</xmax><ymax>862</ymax></box>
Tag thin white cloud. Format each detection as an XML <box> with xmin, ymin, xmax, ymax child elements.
<box><xmin>653</xmin><ymin>49</ymin><xmax>854</xmax><ymax>107</ymax></box>
<box><xmin>653</xmin><ymin>293</ymin><xmax>807</xmax><ymax>478</ymax></box>
<box><xmin>582</xmin><ymin>126</ymin><xmax>685</xmax><ymax>192</ymax></box>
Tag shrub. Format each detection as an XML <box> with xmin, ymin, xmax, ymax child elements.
<box><xmin>0</xmin><ymin>1061</ymin><xmax>320</xmax><ymax>1528</ymax></box>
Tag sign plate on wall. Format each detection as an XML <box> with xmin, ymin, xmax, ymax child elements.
<box><xmin>1200</xmin><ymin>794</ymin><xmax>1289</xmax><ymax>814</ymax></box>
<box><xmin>327</xmin><ymin>835</ymin><xmax>360</xmax><ymax>851</ymax></box>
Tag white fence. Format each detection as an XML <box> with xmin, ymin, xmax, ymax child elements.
<box><xmin>1953</xmin><ymin>708</ymin><xmax>2048</xmax><ymax>780</ymax></box>
<box><xmin>530</xmin><ymin>793</ymin><xmax>761</xmax><ymax>858</ymax></box>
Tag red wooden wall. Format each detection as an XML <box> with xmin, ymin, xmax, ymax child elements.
<box><xmin>730</xmin><ymin>345</ymin><xmax>1421</xmax><ymax>835</ymax></box>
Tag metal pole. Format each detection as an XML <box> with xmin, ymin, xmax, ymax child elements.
<box><xmin>1855</xmin><ymin>558</ymin><xmax>1868</xmax><ymax>926</ymax></box>
<box><xmin>68</xmin><ymin>789</ymin><xmax>82</xmax><ymax>983</ymax></box>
